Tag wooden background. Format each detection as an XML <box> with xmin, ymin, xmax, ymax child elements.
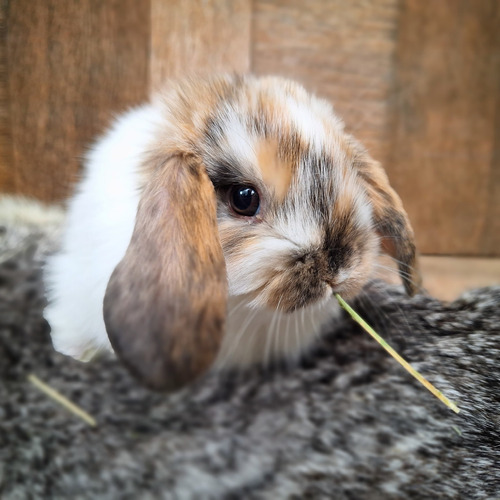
<box><xmin>1</xmin><ymin>0</ymin><xmax>499</xmax><ymax>256</ymax></box>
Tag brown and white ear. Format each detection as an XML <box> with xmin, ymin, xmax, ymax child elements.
<box><xmin>103</xmin><ymin>155</ymin><xmax>227</xmax><ymax>391</ymax></box>
<box><xmin>354</xmin><ymin>152</ymin><xmax>421</xmax><ymax>295</ymax></box>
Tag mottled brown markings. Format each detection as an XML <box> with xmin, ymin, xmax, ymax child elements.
<box><xmin>217</xmin><ymin>221</ymin><xmax>257</xmax><ymax>258</ymax></box>
<box><xmin>260</xmin><ymin>133</ymin><xmax>384</xmax><ymax>307</ymax></box>
<box><xmin>204</xmin><ymin>82</ymin><xmax>316</xmax><ymax>220</ymax></box>
<box><xmin>300</xmin><ymin>149</ymin><xmax>334</xmax><ymax>220</ymax></box>
<box><xmin>151</xmin><ymin>76</ymin><xmax>244</xmax><ymax>165</ymax></box>
<box><xmin>277</xmin><ymin>130</ymin><xmax>303</xmax><ymax>166</ymax></box>
<box><xmin>352</xmin><ymin>148</ymin><xmax>421</xmax><ymax>295</ymax></box>
<box><xmin>324</xmin><ymin>214</ymin><xmax>355</xmax><ymax>273</ymax></box>
<box><xmin>264</xmin><ymin>259</ymin><xmax>327</xmax><ymax>313</ymax></box>
<box><xmin>104</xmin><ymin>155</ymin><xmax>227</xmax><ymax>391</ymax></box>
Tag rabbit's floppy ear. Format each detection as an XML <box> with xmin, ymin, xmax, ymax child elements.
<box><xmin>354</xmin><ymin>152</ymin><xmax>421</xmax><ymax>295</ymax></box>
<box><xmin>103</xmin><ymin>155</ymin><xmax>227</xmax><ymax>391</ymax></box>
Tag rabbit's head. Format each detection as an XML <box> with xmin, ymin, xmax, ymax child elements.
<box><xmin>104</xmin><ymin>75</ymin><xmax>420</xmax><ymax>390</ymax></box>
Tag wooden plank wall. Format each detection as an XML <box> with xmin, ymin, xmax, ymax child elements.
<box><xmin>150</xmin><ymin>0</ymin><xmax>251</xmax><ymax>90</ymax></box>
<box><xmin>1</xmin><ymin>0</ymin><xmax>499</xmax><ymax>256</ymax></box>
<box><xmin>253</xmin><ymin>0</ymin><xmax>399</xmax><ymax>164</ymax></box>
<box><xmin>388</xmin><ymin>0</ymin><xmax>500</xmax><ymax>255</ymax></box>
<box><xmin>2</xmin><ymin>0</ymin><xmax>150</xmax><ymax>203</ymax></box>
<box><xmin>0</xmin><ymin>2</ymin><xmax>13</xmax><ymax>194</ymax></box>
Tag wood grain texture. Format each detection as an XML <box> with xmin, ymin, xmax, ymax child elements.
<box><xmin>150</xmin><ymin>0</ymin><xmax>251</xmax><ymax>91</ymax></box>
<box><xmin>387</xmin><ymin>0</ymin><xmax>500</xmax><ymax>255</ymax></box>
<box><xmin>252</xmin><ymin>0</ymin><xmax>400</xmax><ymax>163</ymax></box>
<box><xmin>4</xmin><ymin>0</ymin><xmax>150</xmax><ymax>202</ymax></box>
<box><xmin>0</xmin><ymin>1</ymin><xmax>13</xmax><ymax>194</ymax></box>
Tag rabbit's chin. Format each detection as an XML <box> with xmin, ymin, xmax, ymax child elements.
<box><xmin>214</xmin><ymin>293</ymin><xmax>341</xmax><ymax>369</ymax></box>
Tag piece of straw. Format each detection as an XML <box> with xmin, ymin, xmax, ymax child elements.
<box><xmin>28</xmin><ymin>374</ymin><xmax>97</xmax><ymax>427</ymax></box>
<box><xmin>335</xmin><ymin>294</ymin><xmax>460</xmax><ymax>414</ymax></box>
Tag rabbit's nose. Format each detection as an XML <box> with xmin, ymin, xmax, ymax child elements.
<box><xmin>295</xmin><ymin>252</ymin><xmax>314</xmax><ymax>265</ymax></box>
<box><xmin>295</xmin><ymin>251</ymin><xmax>343</xmax><ymax>288</ymax></box>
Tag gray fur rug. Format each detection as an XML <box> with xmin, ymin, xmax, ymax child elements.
<box><xmin>0</xmin><ymin>198</ymin><xmax>499</xmax><ymax>499</ymax></box>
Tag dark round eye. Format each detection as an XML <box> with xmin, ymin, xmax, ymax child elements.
<box><xmin>229</xmin><ymin>185</ymin><xmax>260</xmax><ymax>216</ymax></box>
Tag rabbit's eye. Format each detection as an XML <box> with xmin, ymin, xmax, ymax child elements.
<box><xmin>229</xmin><ymin>185</ymin><xmax>260</xmax><ymax>217</ymax></box>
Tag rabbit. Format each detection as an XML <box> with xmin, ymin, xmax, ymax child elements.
<box><xmin>43</xmin><ymin>74</ymin><xmax>420</xmax><ymax>391</ymax></box>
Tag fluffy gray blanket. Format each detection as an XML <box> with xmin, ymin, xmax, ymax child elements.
<box><xmin>1</xmin><ymin>203</ymin><xmax>499</xmax><ymax>499</ymax></box>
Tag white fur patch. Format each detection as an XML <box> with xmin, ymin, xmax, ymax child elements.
<box><xmin>285</xmin><ymin>97</ymin><xmax>327</xmax><ymax>153</ymax></box>
<box><xmin>221</xmin><ymin>108</ymin><xmax>257</xmax><ymax>167</ymax></box>
<box><xmin>354</xmin><ymin>193</ymin><xmax>373</xmax><ymax>229</ymax></box>
<box><xmin>274</xmin><ymin>212</ymin><xmax>323</xmax><ymax>250</ymax></box>
<box><xmin>44</xmin><ymin>104</ymin><xmax>164</xmax><ymax>361</ymax></box>
<box><xmin>226</xmin><ymin>237</ymin><xmax>295</xmax><ymax>296</ymax></box>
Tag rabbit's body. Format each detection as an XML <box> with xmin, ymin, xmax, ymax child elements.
<box><xmin>44</xmin><ymin>75</ymin><xmax>420</xmax><ymax>390</ymax></box>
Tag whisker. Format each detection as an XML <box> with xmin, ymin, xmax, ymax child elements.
<box><xmin>273</xmin><ymin>302</ymin><xmax>285</xmax><ymax>364</ymax></box>
<box><xmin>373</xmin><ymin>262</ymin><xmax>422</xmax><ymax>291</ymax></box>
<box><xmin>300</xmin><ymin>307</ymin><xmax>306</xmax><ymax>336</ymax></box>
<box><xmin>295</xmin><ymin>310</ymin><xmax>302</xmax><ymax>357</ymax></box>
<box><xmin>385</xmin><ymin>255</ymin><xmax>419</xmax><ymax>272</ymax></box>
<box><xmin>265</xmin><ymin>295</ymin><xmax>283</xmax><ymax>366</ymax></box>
<box><xmin>219</xmin><ymin>305</ymin><xmax>259</xmax><ymax>369</ymax></box>
<box><xmin>284</xmin><ymin>313</ymin><xmax>290</xmax><ymax>359</ymax></box>
<box><xmin>310</xmin><ymin>302</ymin><xmax>321</xmax><ymax>341</ymax></box>
<box><xmin>227</xmin><ymin>298</ymin><xmax>250</xmax><ymax>318</ymax></box>
<box><xmin>373</xmin><ymin>262</ymin><xmax>412</xmax><ymax>280</ymax></box>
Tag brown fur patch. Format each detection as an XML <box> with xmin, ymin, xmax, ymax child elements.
<box><xmin>264</xmin><ymin>257</ymin><xmax>328</xmax><ymax>313</ymax></box>
<box><xmin>104</xmin><ymin>155</ymin><xmax>227</xmax><ymax>391</ymax></box>
<box><xmin>256</xmin><ymin>139</ymin><xmax>293</xmax><ymax>201</ymax></box>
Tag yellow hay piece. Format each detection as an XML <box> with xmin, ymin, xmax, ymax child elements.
<box><xmin>28</xmin><ymin>374</ymin><xmax>97</xmax><ymax>427</ymax></box>
<box><xmin>335</xmin><ymin>294</ymin><xmax>460</xmax><ymax>414</ymax></box>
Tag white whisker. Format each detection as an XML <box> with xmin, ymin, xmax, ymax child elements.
<box><xmin>264</xmin><ymin>296</ymin><xmax>282</xmax><ymax>366</ymax></box>
<box><xmin>227</xmin><ymin>298</ymin><xmax>251</xmax><ymax>318</ymax></box>
<box><xmin>373</xmin><ymin>262</ymin><xmax>421</xmax><ymax>289</ymax></box>
<box><xmin>219</xmin><ymin>305</ymin><xmax>259</xmax><ymax>369</ymax></box>
<box><xmin>272</xmin><ymin>303</ymin><xmax>285</xmax><ymax>364</ymax></box>
<box><xmin>294</xmin><ymin>311</ymin><xmax>301</xmax><ymax>357</ymax></box>
<box><xmin>285</xmin><ymin>312</ymin><xmax>292</xmax><ymax>358</ymax></box>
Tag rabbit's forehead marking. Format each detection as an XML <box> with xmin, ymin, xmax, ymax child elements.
<box><xmin>217</xmin><ymin>108</ymin><xmax>257</xmax><ymax>168</ymax></box>
<box><xmin>256</xmin><ymin>139</ymin><xmax>293</xmax><ymax>202</ymax></box>
<box><xmin>282</xmin><ymin>96</ymin><xmax>331</xmax><ymax>154</ymax></box>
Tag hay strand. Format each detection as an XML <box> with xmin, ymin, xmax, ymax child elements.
<box><xmin>28</xmin><ymin>374</ymin><xmax>97</xmax><ymax>427</ymax></box>
<box><xmin>335</xmin><ymin>294</ymin><xmax>460</xmax><ymax>414</ymax></box>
